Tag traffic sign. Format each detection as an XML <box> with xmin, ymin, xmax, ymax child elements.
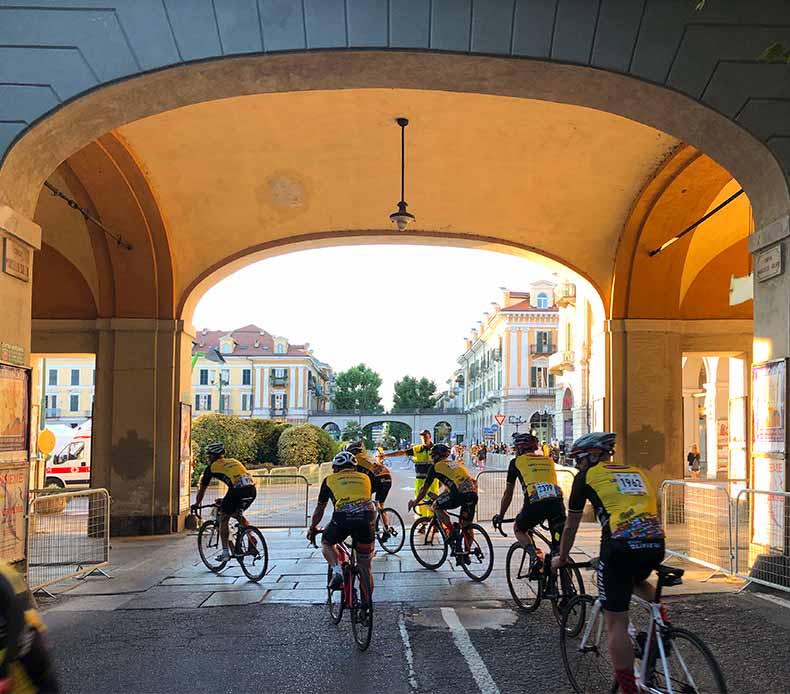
<box><xmin>494</xmin><ymin>414</ymin><xmax>506</xmax><ymax>426</ymax></box>
<box><xmin>482</xmin><ymin>426</ymin><xmax>497</xmax><ymax>435</ymax></box>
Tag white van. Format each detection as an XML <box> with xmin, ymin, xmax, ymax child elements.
<box><xmin>45</xmin><ymin>419</ymin><xmax>92</xmax><ymax>488</ymax></box>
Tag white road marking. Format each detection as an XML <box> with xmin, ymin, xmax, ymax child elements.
<box><xmin>754</xmin><ymin>592</ymin><xmax>790</xmax><ymax>610</ymax></box>
<box><xmin>440</xmin><ymin>607</ymin><xmax>500</xmax><ymax>694</ymax></box>
<box><xmin>398</xmin><ymin>611</ymin><xmax>419</xmax><ymax>693</ymax></box>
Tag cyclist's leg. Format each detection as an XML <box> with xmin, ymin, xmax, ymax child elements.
<box><xmin>514</xmin><ymin>502</ymin><xmax>541</xmax><ymax>565</ymax></box>
<box><xmin>353</xmin><ymin>514</ymin><xmax>376</xmax><ymax>606</ymax></box>
<box><xmin>376</xmin><ymin>476</ymin><xmax>392</xmax><ymax>525</ymax></box>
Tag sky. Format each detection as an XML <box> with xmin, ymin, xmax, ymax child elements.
<box><xmin>193</xmin><ymin>245</ymin><xmax>558</xmax><ymax>409</ymax></box>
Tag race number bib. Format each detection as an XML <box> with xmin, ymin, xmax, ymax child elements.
<box><xmin>615</xmin><ymin>473</ymin><xmax>647</xmax><ymax>495</ymax></box>
<box><xmin>533</xmin><ymin>482</ymin><xmax>558</xmax><ymax>500</ymax></box>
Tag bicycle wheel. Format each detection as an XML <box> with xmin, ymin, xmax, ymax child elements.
<box><xmin>551</xmin><ymin>564</ymin><xmax>586</xmax><ymax>632</ymax></box>
<box><xmin>376</xmin><ymin>508</ymin><xmax>405</xmax><ymax>554</ymax></box>
<box><xmin>460</xmin><ymin>523</ymin><xmax>494</xmax><ymax>582</ymax></box>
<box><xmin>327</xmin><ymin>566</ymin><xmax>344</xmax><ymax>625</ymax></box>
<box><xmin>561</xmin><ymin>595</ymin><xmax>614</xmax><ymax>694</ymax></box>
<box><xmin>505</xmin><ymin>543</ymin><xmax>542</xmax><ymax>611</ymax></box>
<box><xmin>350</xmin><ymin>568</ymin><xmax>374</xmax><ymax>651</ymax></box>
<box><xmin>236</xmin><ymin>526</ymin><xmax>269</xmax><ymax>582</ymax></box>
<box><xmin>645</xmin><ymin>627</ymin><xmax>728</xmax><ymax>693</ymax></box>
<box><xmin>410</xmin><ymin>517</ymin><xmax>448</xmax><ymax>569</ymax></box>
<box><xmin>197</xmin><ymin>521</ymin><xmax>227</xmax><ymax>572</ymax></box>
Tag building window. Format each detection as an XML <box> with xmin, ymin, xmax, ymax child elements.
<box><xmin>196</xmin><ymin>394</ymin><xmax>213</xmax><ymax>411</ymax></box>
<box><xmin>70</xmin><ymin>369</ymin><xmax>80</xmax><ymax>386</ymax></box>
<box><xmin>220</xmin><ymin>368</ymin><xmax>230</xmax><ymax>385</ymax></box>
<box><xmin>92</xmin><ymin>369</ymin><xmax>96</xmax><ymax>385</ymax></box>
<box><xmin>48</xmin><ymin>369</ymin><xmax>58</xmax><ymax>386</ymax></box>
<box><xmin>194</xmin><ymin>394</ymin><xmax>200</xmax><ymax>411</ymax></box>
<box><xmin>45</xmin><ymin>395</ymin><xmax>57</xmax><ymax>410</ymax></box>
<box><xmin>276</xmin><ymin>344</ymin><xmax>285</xmax><ymax>354</ymax></box>
<box><xmin>537</xmin><ymin>293</ymin><xmax>549</xmax><ymax>309</ymax></box>
<box><xmin>199</xmin><ymin>369</ymin><xmax>209</xmax><ymax>386</ymax></box>
<box><xmin>530</xmin><ymin>367</ymin><xmax>551</xmax><ymax>388</ymax></box>
<box><xmin>242</xmin><ymin>369</ymin><xmax>251</xmax><ymax>385</ymax></box>
<box><xmin>69</xmin><ymin>394</ymin><xmax>79</xmax><ymax>412</ymax></box>
<box><xmin>220</xmin><ymin>394</ymin><xmax>230</xmax><ymax>413</ymax></box>
<box><xmin>242</xmin><ymin>393</ymin><xmax>252</xmax><ymax>411</ymax></box>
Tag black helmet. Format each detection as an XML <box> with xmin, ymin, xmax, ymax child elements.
<box><xmin>430</xmin><ymin>443</ymin><xmax>451</xmax><ymax>461</ymax></box>
<box><xmin>420</xmin><ymin>429</ymin><xmax>431</xmax><ymax>437</ymax></box>
<box><xmin>205</xmin><ymin>442</ymin><xmax>225</xmax><ymax>459</ymax></box>
<box><xmin>344</xmin><ymin>440</ymin><xmax>365</xmax><ymax>455</ymax></box>
<box><xmin>512</xmin><ymin>432</ymin><xmax>540</xmax><ymax>452</ymax></box>
<box><xmin>332</xmin><ymin>451</ymin><xmax>356</xmax><ymax>469</ymax></box>
<box><xmin>570</xmin><ymin>432</ymin><xmax>616</xmax><ymax>458</ymax></box>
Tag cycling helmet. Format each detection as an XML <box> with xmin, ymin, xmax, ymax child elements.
<box><xmin>512</xmin><ymin>432</ymin><xmax>540</xmax><ymax>452</ymax></box>
<box><xmin>430</xmin><ymin>443</ymin><xmax>451</xmax><ymax>462</ymax></box>
<box><xmin>570</xmin><ymin>432</ymin><xmax>616</xmax><ymax>458</ymax></box>
<box><xmin>205</xmin><ymin>442</ymin><xmax>225</xmax><ymax>459</ymax></box>
<box><xmin>344</xmin><ymin>440</ymin><xmax>365</xmax><ymax>455</ymax></box>
<box><xmin>332</xmin><ymin>451</ymin><xmax>356</xmax><ymax>469</ymax></box>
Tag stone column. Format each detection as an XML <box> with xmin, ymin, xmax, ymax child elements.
<box><xmin>92</xmin><ymin>318</ymin><xmax>190</xmax><ymax>535</ymax></box>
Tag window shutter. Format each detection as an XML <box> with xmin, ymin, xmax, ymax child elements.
<box><xmin>195</xmin><ymin>395</ymin><xmax>200</xmax><ymax>411</ymax></box>
<box><xmin>207</xmin><ymin>394</ymin><xmax>212</xmax><ymax>411</ymax></box>
<box><xmin>271</xmin><ymin>394</ymin><xmax>276</xmax><ymax>410</ymax></box>
<box><xmin>549</xmin><ymin>374</ymin><xmax>555</xmax><ymax>387</ymax></box>
<box><xmin>530</xmin><ymin>366</ymin><xmax>536</xmax><ymax>387</ymax></box>
<box><xmin>283</xmin><ymin>394</ymin><xmax>288</xmax><ymax>410</ymax></box>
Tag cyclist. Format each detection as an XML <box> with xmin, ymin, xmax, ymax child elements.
<box><xmin>380</xmin><ymin>429</ymin><xmax>438</xmax><ymax>522</ymax></box>
<box><xmin>307</xmin><ymin>451</ymin><xmax>376</xmax><ymax>603</ymax></box>
<box><xmin>191</xmin><ymin>442</ymin><xmax>257</xmax><ymax>563</ymax></box>
<box><xmin>492</xmin><ymin>432</ymin><xmax>565</xmax><ymax>578</ymax></box>
<box><xmin>408</xmin><ymin>443</ymin><xmax>478</xmax><ymax>565</ymax></box>
<box><xmin>0</xmin><ymin>561</ymin><xmax>60</xmax><ymax>693</ymax></box>
<box><xmin>345</xmin><ymin>441</ymin><xmax>392</xmax><ymax>528</ymax></box>
<box><xmin>551</xmin><ymin>432</ymin><xmax>665</xmax><ymax>694</ymax></box>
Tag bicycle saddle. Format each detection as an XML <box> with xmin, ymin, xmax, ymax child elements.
<box><xmin>656</xmin><ymin>564</ymin><xmax>684</xmax><ymax>586</ymax></box>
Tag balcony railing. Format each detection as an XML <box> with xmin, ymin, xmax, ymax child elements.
<box><xmin>270</xmin><ymin>377</ymin><xmax>289</xmax><ymax>387</ymax></box>
<box><xmin>548</xmin><ymin>350</ymin><xmax>575</xmax><ymax>374</ymax></box>
<box><xmin>270</xmin><ymin>408</ymin><xmax>288</xmax><ymax>417</ymax></box>
<box><xmin>530</xmin><ymin>343</ymin><xmax>556</xmax><ymax>355</ymax></box>
<box><xmin>527</xmin><ymin>387</ymin><xmax>554</xmax><ymax>397</ymax></box>
<box><xmin>556</xmin><ymin>282</ymin><xmax>576</xmax><ymax>307</ymax></box>
<box><xmin>45</xmin><ymin>408</ymin><xmax>59</xmax><ymax>417</ymax></box>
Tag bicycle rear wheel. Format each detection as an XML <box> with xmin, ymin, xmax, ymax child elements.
<box><xmin>376</xmin><ymin>507</ymin><xmax>405</xmax><ymax>554</ymax></box>
<box><xmin>560</xmin><ymin>595</ymin><xmax>614</xmax><ymax>694</ymax></box>
<box><xmin>505</xmin><ymin>543</ymin><xmax>542</xmax><ymax>611</ymax></box>
<box><xmin>327</xmin><ymin>566</ymin><xmax>344</xmax><ymax>625</ymax></box>
<box><xmin>645</xmin><ymin>627</ymin><xmax>727</xmax><ymax>693</ymax></box>
<box><xmin>551</xmin><ymin>564</ymin><xmax>586</xmax><ymax>632</ymax></box>
<box><xmin>236</xmin><ymin>526</ymin><xmax>269</xmax><ymax>582</ymax></box>
<box><xmin>410</xmin><ymin>517</ymin><xmax>448</xmax><ymax>569</ymax></box>
<box><xmin>197</xmin><ymin>521</ymin><xmax>227</xmax><ymax>572</ymax></box>
<box><xmin>460</xmin><ymin>523</ymin><xmax>494</xmax><ymax>582</ymax></box>
<box><xmin>350</xmin><ymin>568</ymin><xmax>373</xmax><ymax>651</ymax></box>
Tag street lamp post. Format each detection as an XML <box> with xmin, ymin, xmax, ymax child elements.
<box><xmin>508</xmin><ymin>415</ymin><xmax>526</xmax><ymax>434</ymax></box>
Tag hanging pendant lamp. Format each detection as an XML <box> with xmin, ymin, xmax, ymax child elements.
<box><xmin>389</xmin><ymin>117</ymin><xmax>416</xmax><ymax>231</ymax></box>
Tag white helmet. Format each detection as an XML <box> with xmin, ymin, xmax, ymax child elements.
<box><xmin>332</xmin><ymin>451</ymin><xmax>356</xmax><ymax>470</ymax></box>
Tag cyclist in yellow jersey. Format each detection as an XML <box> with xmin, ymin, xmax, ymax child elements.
<box><xmin>307</xmin><ymin>452</ymin><xmax>376</xmax><ymax>601</ymax></box>
<box><xmin>0</xmin><ymin>562</ymin><xmax>59</xmax><ymax>693</ymax></box>
<box><xmin>192</xmin><ymin>442</ymin><xmax>257</xmax><ymax>563</ymax></box>
<box><xmin>345</xmin><ymin>441</ymin><xmax>392</xmax><ymax>527</ymax></box>
<box><xmin>380</xmin><ymin>429</ymin><xmax>438</xmax><ymax>520</ymax></box>
<box><xmin>552</xmin><ymin>432</ymin><xmax>665</xmax><ymax>694</ymax></box>
<box><xmin>493</xmin><ymin>432</ymin><xmax>566</xmax><ymax>577</ymax></box>
<box><xmin>409</xmin><ymin>444</ymin><xmax>478</xmax><ymax>563</ymax></box>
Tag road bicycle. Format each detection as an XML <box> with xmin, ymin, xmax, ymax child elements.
<box><xmin>494</xmin><ymin>517</ymin><xmax>585</xmax><ymax>633</ymax></box>
<box><xmin>409</xmin><ymin>499</ymin><xmax>494</xmax><ymax>581</ymax></box>
<box><xmin>374</xmin><ymin>504</ymin><xmax>405</xmax><ymax>554</ymax></box>
<box><xmin>560</xmin><ymin>561</ymin><xmax>727</xmax><ymax>693</ymax></box>
<box><xmin>194</xmin><ymin>501</ymin><xmax>269</xmax><ymax>582</ymax></box>
<box><xmin>311</xmin><ymin>531</ymin><xmax>374</xmax><ymax>651</ymax></box>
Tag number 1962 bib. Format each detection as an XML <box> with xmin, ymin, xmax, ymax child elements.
<box><xmin>614</xmin><ymin>473</ymin><xmax>647</xmax><ymax>495</ymax></box>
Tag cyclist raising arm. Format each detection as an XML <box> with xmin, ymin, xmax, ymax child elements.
<box><xmin>307</xmin><ymin>452</ymin><xmax>377</xmax><ymax>604</ymax></box>
<box><xmin>380</xmin><ymin>430</ymin><xmax>438</xmax><ymax>521</ymax></box>
<box><xmin>551</xmin><ymin>432</ymin><xmax>665</xmax><ymax>694</ymax></box>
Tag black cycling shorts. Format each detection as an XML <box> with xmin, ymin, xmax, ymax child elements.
<box><xmin>374</xmin><ymin>475</ymin><xmax>392</xmax><ymax>504</ymax></box>
<box><xmin>323</xmin><ymin>510</ymin><xmax>376</xmax><ymax>546</ymax></box>
<box><xmin>220</xmin><ymin>484</ymin><xmax>256</xmax><ymax>515</ymax></box>
<box><xmin>515</xmin><ymin>497</ymin><xmax>567</xmax><ymax>548</ymax></box>
<box><xmin>598</xmin><ymin>539</ymin><xmax>666</xmax><ymax>612</ymax></box>
<box><xmin>435</xmin><ymin>490</ymin><xmax>478</xmax><ymax>522</ymax></box>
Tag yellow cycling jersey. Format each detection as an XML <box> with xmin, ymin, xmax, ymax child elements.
<box><xmin>569</xmin><ymin>462</ymin><xmax>663</xmax><ymax>541</ymax></box>
<box><xmin>201</xmin><ymin>458</ymin><xmax>253</xmax><ymax>489</ymax></box>
<box><xmin>354</xmin><ymin>453</ymin><xmax>391</xmax><ymax>479</ymax></box>
<box><xmin>318</xmin><ymin>469</ymin><xmax>374</xmax><ymax>513</ymax></box>
<box><xmin>507</xmin><ymin>454</ymin><xmax>561</xmax><ymax>503</ymax></box>
<box><xmin>425</xmin><ymin>458</ymin><xmax>476</xmax><ymax>495</ymax></box>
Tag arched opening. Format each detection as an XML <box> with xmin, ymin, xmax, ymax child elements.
<box><xmin>321</xmin><ymin>422</ymin><xmax>340</xmax><ymax>441</ymax></box>
<box><xmin>362</xmin><ymin>421</ymin><xmax>412</xmax><ymax>450</ymax></box>
<box><xmin>529</xmin><ymin>411</ymin><xmax>554</xmax><ymax>445</ymax></box>
<box><xmin>433</xmin><ymin>421</ymin><xmax>452</xmax><ymax>444</ymax></box>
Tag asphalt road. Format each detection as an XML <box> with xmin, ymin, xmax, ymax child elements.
<box><xmin>45</xmin><ymin>592</ymin><xmax>790</xmax><ymax>694</ymax></box>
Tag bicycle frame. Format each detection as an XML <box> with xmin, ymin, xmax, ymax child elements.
<box><xmin>576</xmin><ymin>594</ymin><xmax>700</xmax><ymax>694</ymax></box>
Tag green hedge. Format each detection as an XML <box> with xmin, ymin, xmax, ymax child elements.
<box><xmin>277</xmin><ymin>424</ymin><xmax>343</xmax><ymax>468</ymax></box>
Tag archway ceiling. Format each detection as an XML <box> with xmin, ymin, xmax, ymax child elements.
<box><xmin>113</xmin><ymin>88</ymin><xmax>680</xmax><ymax>304</ymax></box>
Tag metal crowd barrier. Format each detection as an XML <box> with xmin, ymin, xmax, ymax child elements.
<box><xmin>26</xmin><ymin>488</ymin><xmax>111</xmax><ymax>592</ymax></box>
<box><xmin>660</xmin><ymin>480</ymin><xmax>734</xmax><ymax>577</ymax></box>
<box><xmin>735</xmin><ymin>488</ymin><xmax>790</xmax><ymax>594</ymax></box>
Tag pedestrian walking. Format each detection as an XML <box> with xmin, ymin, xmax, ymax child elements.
<box><xmin>687</xmin><ymin>443</ymin><xmax>701</xmax><ymax>480</ymax></box>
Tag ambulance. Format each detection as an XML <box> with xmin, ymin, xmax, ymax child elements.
<box><xmin>45</xmin><ymin>419</ymin><xmax>92</xmax><ymax>488</ymax></box>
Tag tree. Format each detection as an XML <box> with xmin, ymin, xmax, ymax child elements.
<box><xmin>247</xmin><ymin>419</ymin><xmax>290</xmax><ymax>465</ymax></box>
<box><xmin>341</xmin><ymin>420</ymin><xmax>364</xmax><ymax>442</ymax></box>
<box><xmin>191</xmin><ymin>414</ymin><xmax>257</xmax><ymax>482</ymax></box>
<box><xmin>392</xmin><ymin>375</ymin><xmax>438</xmax><ymax>412</ymax></box>
<box><xmin>333</xmin><ymin>363</ymin><xmax>384</xmax><ymax>412</ymax></box>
